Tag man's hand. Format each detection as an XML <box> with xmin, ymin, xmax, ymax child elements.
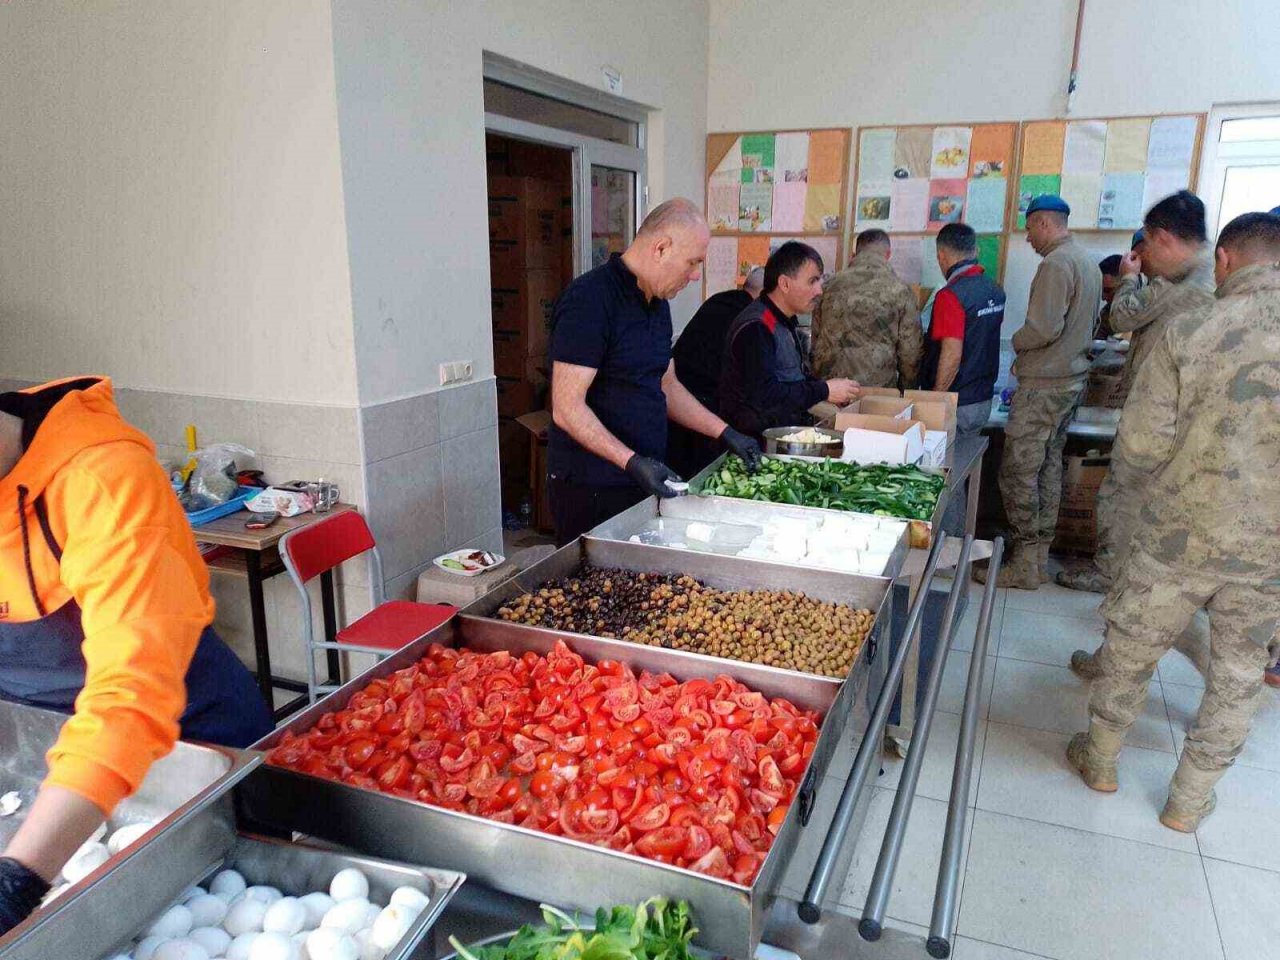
<box><xmin>825</xmin><ymin>378</ymin><xmax>861</xmax><ymax>406</ymax></box>
<box><xmin>720</xmin><ymin>427</ymin><xmax>762</xmax><ymax>472</ymax></box>
<box><xmin>0</xmin><ymin>858</ymin><xmax>50</xmax><ymax>936</ymax></box>
<box><xmin>1120</xmin><ymin>251</ymin><xmax>1142</xmax><ymax>277</ymax></box>
<box><xmin>625</xmin><ymin>455</ymin><xmax>685</xmax><ymax>498</ymax></box>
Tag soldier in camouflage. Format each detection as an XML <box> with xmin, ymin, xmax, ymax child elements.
<box><xmin>976</xmin><ymin>195</ymin><xmax>1100</xmax><ymax>589</ymax></box>
<box><xmin>1067</xmin><ymin>211</ymin><xmax>1280</xmax><ymax>832</ymax></box>
<box><xmin>1059</xmin><ymin>193</ymin><xmax>1217</xmax><ymax>597</ymax></box>
<box><xmin>811</xmin><ymin>229</ymin><xmax>923</xmax><ymax>389</ymax></box>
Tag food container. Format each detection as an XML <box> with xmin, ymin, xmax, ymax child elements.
<box><xmin>689</xmin><ymin>451</ymin><xmax>948</xmax><ymax>549</ymax></box>
<box><xmin>435</xmin><ymin>547</ymin><xmax>506</xmax><ymax>577</ymax></box>
<box><xmin>0</xmin><ymin>701</ymin><xmax>258</xmax><ymax>945</ymax></box>
<box><xmin>762</xmin><ymin>426</ymin><xmax>844</xmax><ymax>459</ymax></box>
<box><xmin>239</xmin><ymin>567</ymin><xmax>890</xmax><ymax>960</ymax></box>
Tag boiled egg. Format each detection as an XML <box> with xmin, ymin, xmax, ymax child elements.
<box><xmin>147</xmin><ymin>904</ymin><xmax>194</xmax><ymax>940</ymax></box>
<box><xmin>223</xmin><ymin>898</ymin><xmax>269</xmax><ymax>937</ymax></box>
<box><xmin>327</xmin><ymin>869</ymin><xmax>368</xmax><ymax>903</ymax></box>
<box><xmin>209</xmin><ymin>870</ymin><xmax>247</xmax><ymax>902</ymax></box>
<box><xmin>262</xmin><ymin>897</ymin><xmax>306</xmax><ymax>936</ymax></box>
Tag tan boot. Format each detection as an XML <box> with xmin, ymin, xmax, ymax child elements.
<box><xmin>1037</xmin><ymin>542</ymin><xmax>1052</xmax><ymax>584</ymax></box>
<box><xmin>1069</xmin><ymin>649</ymin><xmax>1104</xmax><ymax>681</ymax></box>
<box><xmin>1160</xmin><ymin>791</ymin><xmax>1217</xmax><ymax>833</ymax></box>
<box><xmin>1056</xmin><ymin>563</ymin><xmax>1113</xmax><ymax>594</ymax></box>
<box><xmin>1066</xmin><ymin>732</ymin><xmax>1119</xmax><ymax>792</ymax></box>
<box><xmin>974</xmin><ymin>542</ymin><xmax>1040</xmax><ymax>590</ymax></box>
<box><xmin>1161</xmin><ymin>754</ymin><xmax>1223</xmax><ymax>832</ymax></box>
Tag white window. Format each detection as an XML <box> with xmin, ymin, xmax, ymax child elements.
<box><xmin>1199</xmin><ymin>102</ymin><xmax>1280</xmax><ymax>237</ymax></box>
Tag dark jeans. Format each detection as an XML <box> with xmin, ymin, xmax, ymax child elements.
<box><xmin>549</xmin><ymin>477</ymin><xmax>647</xmax><ymax>546</ymax></box>
<box><xmin>942</xmin><ymin>398</ymin><xmax>994</xmax><ymax>536</ymax></box>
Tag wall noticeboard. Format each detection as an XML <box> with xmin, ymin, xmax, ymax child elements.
<box><xmin>1014</xmin><ymin>114</ymin><xmax>1205</xmax><ymax>229</ymax></box>
<box><xmin>703</xmin><ymin>234</ymin><xmax>841</xmax><ymax>298</ymax></box>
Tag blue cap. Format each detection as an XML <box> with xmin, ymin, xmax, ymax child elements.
<box><xmin>1270</xmin><ymin>205</ymin><xmax>1280</xmax><ymax>216</ymax></box>
<box><xmin>1025</xmin><ymin>194</ymin><xmax>1070</xmax><ymax>217</ymax></box>
<box><xmin>1131</xmin><ymin>229</ymin><xmax>1145</xmax><ymax>249</ymax></box>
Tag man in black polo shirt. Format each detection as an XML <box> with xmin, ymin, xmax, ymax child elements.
<box><xmin>719</xmin><ymin>242</ymin><xmax>860</xmax><ymax>438</ymax></box>
<box><xmin>921</xmin><ymin>222</ymin><xmax>1006</xmax><ymax>532</ymax></box>
<box><xmin>548</xmin><ymin>198</ymin><xmax>762</xmax><ymax>545</ymax></box>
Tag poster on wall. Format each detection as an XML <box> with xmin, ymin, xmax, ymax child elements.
<box><xmin>888</xmin><ymin>234</ymin><xmax>1004</xmax><ymax>290</ymax></box>
<box><xmin>853</xmin><ymin>122</ymin><xmax>1016</xmax><ymax>235</ymax></box>
<box><xmin>706</xmin><ymin>129</ymin><xmax>851</xmax><ymax>234</ymax></box>
<box><xmin>703</xmin><ymin>234</ymin><xmax>842</xmax><ymax>296</ymax></box>
<box><xmin>1015</xmin><ymin>114</ymin><xmax>1202</xmax><ymax>229</ymax></box>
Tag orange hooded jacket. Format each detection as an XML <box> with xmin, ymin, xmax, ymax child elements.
<box><xmin>0</xmin><ymin>377</ymin><xmax>214</xmax><ymax>814</ymax></box>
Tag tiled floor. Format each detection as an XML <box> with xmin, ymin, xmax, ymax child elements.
<box><xmin>810</xmin><ymin>574</ymin><xmax>1280</xmax><ymax>960</ymax></box>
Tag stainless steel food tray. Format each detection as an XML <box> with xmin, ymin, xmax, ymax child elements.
<box><xmin>239</xmin><ymin>604</ymin><xmax>890</xmax><ymax>960</ymax></box>
<box><xmin>686</xmin><ymin>452</ymin><xmax>949</xmax><ymax>549</ymax></box>
<box><xmin>590</xmin><ymin>495</ymin><xmax>910</xmax><ymax>582</ymax></box>
<box><xmin>0</xmin><ymin>701</ymin><xmax>259</xmax><ymax>949</ymax></box>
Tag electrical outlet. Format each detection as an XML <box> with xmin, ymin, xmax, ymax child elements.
<box><xmin>438</xmin><ymin>361</ymin><xmax>475</xmax><ymax>385</ymax></box>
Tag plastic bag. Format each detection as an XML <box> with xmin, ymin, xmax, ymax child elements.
<box><xmin>180</xmin><ymin>443</ymin><xmax>255</xmax><ymax>513</ymax></box>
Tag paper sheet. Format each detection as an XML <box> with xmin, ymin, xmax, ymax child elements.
<box><xmin>809</xmin><ymin>235</ymin><xmax>840</xmax><ymax>277</ymax></box>
<box><xmin>775</xmin><ymin>132</ymin><xmax>810</xmax><ymax>182</ymax></box>
<box><xmin>1098</xmin><ymin>172</ymin><xmax>1146</xmax><ymax>229</ymax></box>
<box><xmin>1017</xmin><ymin>174</ymin><xmax>1062</xmax><ymax>228</ymax></box>
<box><xmin>737</xmin><ymin>236</ymin><xmax>770</xmax><ymax>278</ymax></box>
<box><xmin>930</xmin><ymin>127</ymin><xmax>973</xmax><ymax>179</ymax></box>
<box><xmin>889</xmin><ymin>237</ymin><xmax>924</xmax><ymax>285</ymax></box>
<box><xmin>803</xmin><ymin>183</ymin><xmax>841</xmax><ymax>231</ymax></box>
<box><xmin>859</xmin><ymin>128</ymin><xmax>896</xmax><ymax>182</ymax></box>
<box><xmin>1063</xmin><ymin>120</ymin><xmax>1107</xmax><ymax>176</ymax></box>
<box><xmin>771</xmin><ymin>180</ymin><xmax>807</xmax><ymax>231</ymax></box>
<box><xmin>927</xmin><ymin>178</ymin><xmax>968</xmax><ymax>230</ymax></box>
<box><xmin>1059</xmin><ymin>174</ymin><xmax>1102</xmax><ymax>229</ymax></box>
<box><xmin>704</xmin><ymin>238</ymin><xmax>739</xmax><ymax>296</ymax></box>
<box><xmin>807</xmin><ymin>129</ymin><xmax>847</xmax><ymax>184</ymax></box>
<box><xmin>854</xmin><ymin>181</ymin><xmax>892</xmax><ymax>228</ymax></box>
<box><xmin>1146</xmin><ymin>116</ymin><xmax>1198</xmax><ymax>171</ymax></box>
<box><xmin>1142</xmin><ymin>169</ymin><xmax>1189</xmax><ymax>217</ymax></box>
<box><xmin>921</xmin><ymin>236</ymin><xmax>945</xmax><ymax>289</ymax></box>
<box><xmin>1103</xmin><ymin>118</ymin><xmax>1151</xmax><ymax>174</ymax></box>
<box><xmin>740</xmin><ymin>133</ymin><xmax>776</xmax><ymax>180</ymax></box>
<box><xmin>893</xmin><ymin>127</ymin><xmax>933</xmax><ymax>179</ymax></box>
<box><xmin>969</xmin><ymin>123</ymin><xmax>1016</xmax><ymax>179</ymax></box>
<box><xmin>976</xmin><ymin>234</ymin><xmax>1002</xmax><ymax>278</ymax></box>
<box><xmin>713</xmin><ymin>138</ymin><xmax>742</xmax><ymax>177</ymax></box>
<box><xmin>738</xmin><ymin>183</ymin><xmax>773</xmax><ymax>231</ymax></box>
<box><xmin>965</xmin><ymin>177</ymin><xmax>1008</xmax><ymax>232</ymax></box>
<box><xmin>708</xmin><ymin>174</ymin><xmax>740</xmax><ymax>232</ymax></box>
<box><xmin>890</xmin><ymin>178</ymin><xmax>929</xmax><ymax>231</ymax></box>
<box><xmin>1021</xmin><ymin>121</ymin><xmax>1066</xmax><ymax>175</ymax></box>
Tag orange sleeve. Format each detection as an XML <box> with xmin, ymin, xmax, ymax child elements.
<box><xmin>43</xmin><ymin>448</ymin><xmax>208</xmax><ymax>815</ymax></box>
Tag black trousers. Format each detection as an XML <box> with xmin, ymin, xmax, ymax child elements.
<box><xmin>549</xmin><ymin>477</ymin><xmax>647</xmax><ymax>547</ymax></box>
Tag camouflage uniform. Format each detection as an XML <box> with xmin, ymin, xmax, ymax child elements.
<box><xmin>1084</xmin><ymin>264</ymin><xmax>1280</xmax><ymax>819</ymax></box>
<box><xmin>988</xmin><ymin>236</ymin><xmax>1099</xmax><ymax>586</ymax></box>
<box><xmin>811</xmin><ymin>250</ymin><xmax>923</xmax><ymax>388</ymax></box>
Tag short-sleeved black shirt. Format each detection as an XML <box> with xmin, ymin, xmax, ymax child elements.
<box><xmin>548</xmin><ymin>255</ymin><xmax>673</xmax><ymax>487</ymax></box>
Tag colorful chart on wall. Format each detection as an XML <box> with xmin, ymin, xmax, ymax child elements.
<box><xmin>704</xmin><ymin>234</ymin><xmax>842</xmax><ymax>297</ymax></box>
<box><xmin>706</xmin><ymin>129</ymin><xmax>851</xmax><ymax>234</ymax></box>
<box><xmin>852</xmin><ymin>123</ymin><xmax>1017</xmax><ymax>235</ymax></box>
<box><xmin>886</xmin><ymin>234</ymin><xmax>1005</xmax><ymax>290</ymax></box>
<box><xmin>1015</xmin><ymin>114</ymin><xmax>1204</xmax><ymax>229</ymax></box>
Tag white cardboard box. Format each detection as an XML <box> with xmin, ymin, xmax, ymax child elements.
<box><xmin>921</xmin><ymin>430</ymin><xmax>948</xmax><ymax>468</ymax></box>
<box><xmin>840</xmin><ymin>418</ymin><xmax>926</xmax><ymax>465</ymax></box>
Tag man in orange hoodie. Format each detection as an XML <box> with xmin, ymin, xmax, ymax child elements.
<box><xmin>0</xmin><ymin>377</ymin><xmax>271</xmax><ymax>933</ymax></box>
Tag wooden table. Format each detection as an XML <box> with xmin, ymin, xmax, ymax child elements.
<box><xmin>195</xmin><ymin>503</ymin><xmax>355</xmax><ymax>719</ymax></box>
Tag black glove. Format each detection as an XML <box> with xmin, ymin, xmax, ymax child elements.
<box><xmin>0</xmin><ymin>857</ymin><xmax>50</xmax><ymax>936</ymax></box>
<box><xmin>625</xmin><ymin>454</ymin><xmax>684</xmax><ymax>498</ymax></box>
<box><xmin>720</xmin><ymin>426</ymin><xmax>763</xmax><ymax>472</ymax></box>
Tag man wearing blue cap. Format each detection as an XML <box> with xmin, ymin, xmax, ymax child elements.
<box><xmin>977</xmin><ymin>194</ymin><xmax>1100</xmax><ymax>589</ymax></box>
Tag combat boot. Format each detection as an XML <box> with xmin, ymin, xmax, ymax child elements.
<box><xmin>1069</xmin><ymin>648</ymin><xmax>1103</xmax><ymax>680</ymax></box>
<box><xmin>1161</xmin><ymin>755</ymin><xmax>1222</xmax><ymax>832</ymax></box>
<box><xmin>1065</xmin><ymin>725</ymin><xmax>1123</xmax><ymax>793</ymax></box>
<box><xmin>974</xmin><ymin>541</ymin><xmax>1040</xmax><ymax>590</ymax></box>
<box><xmin>1056</xmin><ymin>562</ymin><xmax>1112</xmax><ymax>594</ymax></box>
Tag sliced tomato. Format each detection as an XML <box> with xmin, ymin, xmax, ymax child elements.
<box><xmin>580</xmin><ymin>807</ymin><xmax>620</xmax><ymax>835</ymax></box>
<box><xmin>508</xmin><ymin>751</ymin><xmax>537</xmax><ymax>775</ymax></box>
<box><xmin>635</xmin><ymin>825</ymin><xmax>688</xmax><ymax>858</ymax></box>
<box><xmin>439</xmin><ymin>747</ymin><xmax>475</xmax><ymax>774</ymax></box>
<box><xmin>688</xmin><ymin>846</ymin><xmax>732</xmax><ymax>879</ymax></box>
<box><xmin>766</xmin><ymin>804</ymin><xmax>789</xmax><ymax>836</ymax></box>
<box><xmin>344</xmin><ymin>738</ymin><xmax>377</xmax><ymax>770</ymax></box>
<box><xmin>732</xmin><ymin>852</ymin><xmax>763</xmax><ymax>885</ymax></box>
<box><xmin>749</xmin><ymin>788</ymin><xmax>780</xmax><ymax>813</ymax></box>
<box><xmin>758</xmin><ymin>755</ymin><xmax>786</xmax><ymax>796</ymax></box>
<box><xmin>683</xmin><ymin>824</ymin><xmax>712</xmax><ymax>861</ymax></box>
<box><xmin>629</xmin><ymin>801</ymin><xmax>671</xmax><ymax>832</ymax></box>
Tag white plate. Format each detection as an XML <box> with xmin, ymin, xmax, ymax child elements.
<box><xmin>433</xmin><ymin>548</ymin><xmax>505</xmax><ymax>577</ymax></box>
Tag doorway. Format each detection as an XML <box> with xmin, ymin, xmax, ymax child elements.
<box><xmin>483</xmin><ymin>61</ymin><xmax>647</xmax><ymax>544</ymax></box>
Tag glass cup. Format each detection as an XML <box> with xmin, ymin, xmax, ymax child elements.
<box><xmin>308</xmin><ymin>479</ymin><xmax>340</xmax><ymax>513</ymax></box>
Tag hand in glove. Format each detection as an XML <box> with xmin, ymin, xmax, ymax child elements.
<box><xmin>720</xmin><ymin>426</ymin><xmax>763</xmax><ymax>472</ymax></box>
<box><xmin>625</xmin><ymin>454</ymin><xmax>685</xmax><ymax>498</ymax></box>
<box><xmin>0</xmin><ymin>857</ymin><xmax>50</xmax><ymax>936</ymax></box>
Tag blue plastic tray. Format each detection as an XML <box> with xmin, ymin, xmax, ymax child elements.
<box><xmin>185</xmin><ymin>485</ymin><xmax>258</xmax><ymax>527</ymax></box>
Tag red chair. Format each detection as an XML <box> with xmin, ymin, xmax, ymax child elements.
<box><xmin>280</xmin><ymin>510</ymin><xmax>455</xmax><ymax>702</ymax></box>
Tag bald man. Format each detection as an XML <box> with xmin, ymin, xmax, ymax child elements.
<box><xmin>548</xmin><ymin>199</ymin><xmax>761</xmax><ymax>544</ymax></box>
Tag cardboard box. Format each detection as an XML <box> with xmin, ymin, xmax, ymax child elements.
<box><xmin>1083</xmin><ymin>369</ymin><xmax>1130</xmax><ymax>409</ymax></box>
<box><xmin>488</xmin><ymin>176</ymin><xmax>562</xmax><ymax>276</ymax></box>
<box><xmin>904</xmin><ymin>389</ymin><xmax>959</xmax><ymax>441</ymax></box>
<box><xmin>491</xmin><ymin>268</ymin><xmax>558</xmax><ymax>376</ymax></box>
<box><xmin>1053</xmin><ymin>453</ymin><xmax>1110</xmax><ymax>555</ymax></box>
<box><xmin>922</xmin><ymin>430</ymin><xmax>948</xmax><ymax>468</ymax></box>
<box><xmin>836</xmin><ymin>414</ymin><xmax>926</xmax><ymax>465</ymax></box>
<box><xmin>516</xmin><ymin>410</ymin><xmax>555</xmax><ymax>533</ymax></box>
<box><xmin>497</xmin><ymin>377</ymin><xmax>542</xmax><ymax>418</ymax></box>
<box><xmin>857</xmin><ymin>396</ymin><xmax>915</xmax><ymax>420</ymax></box>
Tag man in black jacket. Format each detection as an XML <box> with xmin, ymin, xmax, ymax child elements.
<box><xmin>667</xmin><ymin>268</ymin><xmax>764</xmax><ymax>475</ymax></box>
<box><xmin>719</xmin><ymin>242</ymin><xmax>860</xmax><ymax>439</ymax></box>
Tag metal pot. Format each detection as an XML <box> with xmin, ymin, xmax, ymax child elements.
<box><xmin>762</xmin><ymin>426</ymin><xmax>844</xmax><ymax>458</ymax></box>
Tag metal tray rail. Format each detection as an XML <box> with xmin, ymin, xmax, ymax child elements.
<box><xmin>686</xmin><ymin>452</ymin><xmax>950</xmax><ymax>549</ymax></box>
<box><xmin>239</xmin><ymin>604</ymin><xmax>890</xmax><ymax>960</ymax></box>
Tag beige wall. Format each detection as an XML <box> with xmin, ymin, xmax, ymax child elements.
<box><xmin>333</xmin><ymin>0</ymin><xmax>710</xmax><ymax>406</ymax></box>
<box><xmin>0</xmin><ymin>0</ymin><xmax>356</xmax><ymax>406</ymax></box>
<box><xmin>707</xmin><ymin>0</ymin><xmax>1280</xmax><ymax>333</ymax></box>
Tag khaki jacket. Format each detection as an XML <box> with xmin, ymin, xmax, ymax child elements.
<box><xmin>1123</xmin><ymin>264</ymin><xmax>1280</xmax><ymax>583</ymax></box>
<box><xmin>1110</xmin><ymin>248</ymin><xmax>1216</xmax><ymax>389</ymax></box>
<box><xmin>811</xmin><ymin>250</ymin><xmax>923</xmax><ymax>388</ymax></box>
<box><xmin>1012</xmin><ymin>236</ymin><xmax>1100</xmax><ymax>385</ymax></box>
